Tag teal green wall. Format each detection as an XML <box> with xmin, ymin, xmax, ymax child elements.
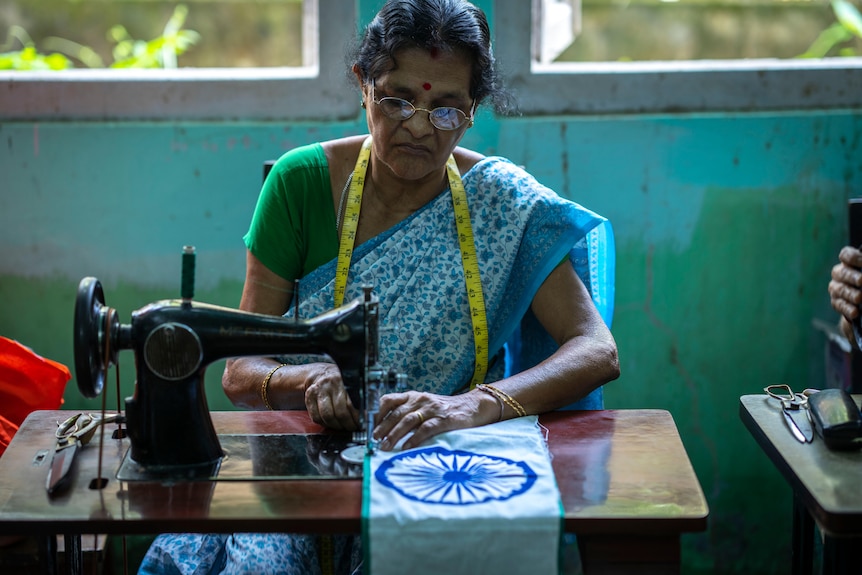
<box><xmin>2</xmin><ymin>108</ymin><xmax>861</xmax><ymax>573</ymax></box>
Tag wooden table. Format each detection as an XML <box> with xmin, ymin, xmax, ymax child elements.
<box><xmin>0</xmin><ymin>409</ymin><xmax>708</xmax><ymax>574</ymax></box>
<box><xmin>739</xmin><ymin>394</ymin><xmax>862</xmax><ymax>575</ymax></box>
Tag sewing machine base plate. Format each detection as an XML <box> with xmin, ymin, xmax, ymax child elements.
<box><xmin>116</xmin><ymin>433</ymin><xmax>363</xmax><ymax>482</ymax></box>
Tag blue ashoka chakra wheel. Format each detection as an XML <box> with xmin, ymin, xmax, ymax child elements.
<box><xmin>374</xmin><ymin>446</ymin><xmax>538</xmax><ymax>505</ymax></box>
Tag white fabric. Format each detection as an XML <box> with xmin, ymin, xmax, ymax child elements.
<box><xmin>364</xmin><ymin>416</ymin><xmax>562</xmax><ymax>575</ymax></box>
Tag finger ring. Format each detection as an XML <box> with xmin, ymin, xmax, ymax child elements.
<box><xmin>414</xmin><ymin>411</ymin><xmax>425</xmax><ymax>425</ymax></box>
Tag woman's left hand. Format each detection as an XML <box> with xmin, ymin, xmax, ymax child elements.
<box><xmin>373</xmin><ymin>390</ymin><xmax>491</xmax><ymax>451</ymax></box>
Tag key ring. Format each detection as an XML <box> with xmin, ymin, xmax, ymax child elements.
<box><xmin>764</xmin><ymin>384</ymin><xmax>809</xmax><ymax>409</ymax></box>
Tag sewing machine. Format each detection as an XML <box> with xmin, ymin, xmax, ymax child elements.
<box><xmin>73</xmin><ymin>247</ymin><xmax>403</xmax><ymax>481</ymax></box>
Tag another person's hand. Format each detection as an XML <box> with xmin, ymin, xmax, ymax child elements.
<box><xmin>304</xmin><ymin>364</ymin><xmax>361</xmax><ymax>431</ymax></box>
<box><xmin>829</xmin><ymin>245</ymin><xmax>862</xmax><ymax>342</ymax></box>
<box><xmin>372</xmin><ymin>390</ymin><xmax>491</xmax><ymax>451</ymax></box>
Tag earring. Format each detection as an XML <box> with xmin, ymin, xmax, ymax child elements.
<box><xmin>360</xmin><ymin>100</ymin><xmax>366</xmax><ymax>109</ymax></box>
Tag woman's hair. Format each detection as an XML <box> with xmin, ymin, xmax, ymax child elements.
<box><xmin>348</xmin><ymin>0</ymin><xmax>515</xmax><ymax>115</ymax></box>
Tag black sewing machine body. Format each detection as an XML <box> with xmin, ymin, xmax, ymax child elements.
<box><xmin>75</xmin><ymin>270</ymin><xmax>397</xmax><ymax>481</ymax></box>
<box><xmin>126</xmin><ymin>296</ymin><xmax>374</xmax><ymax>473</ymax></box>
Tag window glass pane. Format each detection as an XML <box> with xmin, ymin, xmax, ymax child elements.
<box><xmin>536</xmin><ymin>0</ymin><xmax>862</xmax><ymax>63</ymax></box>
<box><xmin>1</xmin><ymin>0</ymin><xmax>308</xmax><ymax>69</ymax></box>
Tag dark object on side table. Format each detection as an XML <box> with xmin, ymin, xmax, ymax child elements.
<box><xmin>808</xmin><ymin>388</ymin><xmax>862</xmax><ymax>450</ymax></box>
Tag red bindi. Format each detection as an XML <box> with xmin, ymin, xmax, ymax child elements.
<box><xmin>429</xmin><ymin>47</ymin><xmax>439</xmax><ymax>58</ymax></box>
<box><xmin>422</xmin><ymin>82</ymin><xmax>432</xmax><ymax>91</ymax></box>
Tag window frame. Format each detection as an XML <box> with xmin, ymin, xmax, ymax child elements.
<box><xmin>0</xmin><ymin>0</ymin><xmax>357</xmax><ymax>122</ymax></box>
<box><xmin>496</xmin><ymin>0</ymin><xmax>862</xmax><ymax>115</ymax></box>
<box><xmin>1</xmin><ymin>0</ymin><xmax>860</xmax><ymax>121</ymax></box>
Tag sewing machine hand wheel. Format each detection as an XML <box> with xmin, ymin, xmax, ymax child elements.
<box><xmin>74</xmin><ymin>277</ymin><xmax>118</xmax><ymax>398</ymax></box>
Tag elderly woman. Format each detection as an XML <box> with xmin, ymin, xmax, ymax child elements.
<box><xmin>223</xmin><ymin>0</ymin><xmax>618</xmax><ymax>450</ymax></box>
<box><xmin>140</xmin><ymin>0</ymin><xmax>619</xmax><ymax>573</ymax></box>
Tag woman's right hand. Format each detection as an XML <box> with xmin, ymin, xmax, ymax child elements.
<box><xmin>304</xmin><ymin>363</ymin><xmax>361</xmax><ymax>431</ymax></box>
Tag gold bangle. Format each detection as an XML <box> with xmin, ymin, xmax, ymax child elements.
<box><xmin>476</xmin><ymin>385</ymin><xmax>504</xmax><ymax>421</ymax></box>
<box><xmin>261</xmin><ymin>363</ymin><xmax>287</xmax><ymax>410</ymax></box>
<box><xmin>477</xmin><ymin>384</ymin><xmax>526</xmax><ymax>418</ymax></box>
<box><xmin>496</xmin><ymin>388</ymin><xmax>527</xmax><ymax>418</ymax></box>
<box><xmin>478</xmin><ymin>384</ymin><xmax>520</xmax><ymax>418</ymax></box>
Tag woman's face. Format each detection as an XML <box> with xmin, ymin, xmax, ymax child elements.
<box><xmin>358</xmin><ymin>46</ymin><xmax>474</xmax><ymax>183</ymax></box>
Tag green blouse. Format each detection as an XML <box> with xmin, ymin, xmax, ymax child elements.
<box><xmin>243</xmin><ymin>143</ymin><xmax>339</xmax><ymax>281</ymax></box>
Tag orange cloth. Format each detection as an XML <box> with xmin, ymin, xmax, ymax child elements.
<box><xmin>0</xmin><ymin>337</ymin><xmax>71</xmax><ymax>457</ymax></box>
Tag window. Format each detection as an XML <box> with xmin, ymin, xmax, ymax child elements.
<box><xmin>0</xmin><ymin>0</ymin><xmax>357</xmax><ymax>121</ymax></box>
<box><xmin>536</xmin><ymin>0</ymin><xmax>859</xmax><ymax>63</ymax></box>
<box><xmin>495</xmin><ymin>0</ymin><xmax>862</xmax><ymax>115</ymax></box>
<box><xmin>2</xmin><ymin>0</ymin><xmax>310</xmax><ymax>69</ymax></box>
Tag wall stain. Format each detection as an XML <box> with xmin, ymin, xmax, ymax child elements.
<box><xmin>559</xmin><ymin>123</ymin><xmax>569</xmax><ymax>198</ymax></box>
<box><xmin>639</xmin><ymin>244</ymin><xmax>720</xmax><ymax>501</ymax></box>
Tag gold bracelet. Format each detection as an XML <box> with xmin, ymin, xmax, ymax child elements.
<box><xmin>261</xmin><ymin>363</ymin><xmax>287</xmax><ymax>410</ymax></box>
<box><xmin>476</xmin><ymin>385</ymin><xmax>504</xmax><ymax>422</ymax></box>
<box><xmin>478</xmin><ymin>384</ymin><xmax>520</xmax><ymax>418</ymax></box>
<box><xmin>495</xmin><ymin>388</ymin><xmax>527</xmax><ymax>418</ymax></box>
<box><xmin>477</xmin><ymin>384</ymin><xmax>527</xmax><ymax>418</ymax></box>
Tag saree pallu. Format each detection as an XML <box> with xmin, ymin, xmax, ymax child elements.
<box><xmin>282</xmin><ymin>156</ymin><xmax>614</xmax><ymax>407</ymax></box>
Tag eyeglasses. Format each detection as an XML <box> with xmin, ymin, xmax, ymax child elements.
<box><xmin>370</xmin><ymin>81</ymin><xmax>474</xmax><ymax>131</ymax></box>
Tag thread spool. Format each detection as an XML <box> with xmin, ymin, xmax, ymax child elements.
<box><xmin>181</xmin><ymin>245</ymin><xmax>196</xmax><ymax>304</ymax></box>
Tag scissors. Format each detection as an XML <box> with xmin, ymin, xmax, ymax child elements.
<box><xmin>46</xmin><ymin>412</ymin><xmax>124</xmax><ymax>496</ymax></box>
<box><xmin>764</xmin><ymin>385</ymin><xmax>815</xmax><ymax>444</ymax></box>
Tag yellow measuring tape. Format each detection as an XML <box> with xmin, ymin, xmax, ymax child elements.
<box><xmin>446</xmin><ymin>155</ymin><xmax>488</xmax><ymax>388</ymax></box>
<box><xmin>334</xmin><ymin>137</ymin><xmax>489</xmax><ymax>388</ymax></box>
<box><xmin>333</xmin><ymin>138</ymin><xmax>370</xmax><ymax>308</ymax></box>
